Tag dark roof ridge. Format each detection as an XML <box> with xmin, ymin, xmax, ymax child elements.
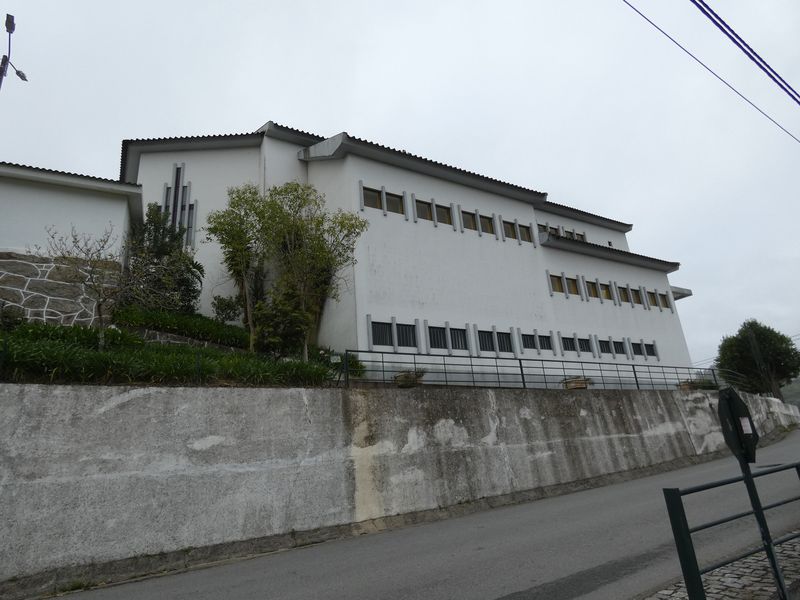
<box><xmin>1</xmin><ymin>161</ymin><xmax>139</xmax><ymax>187</ymax></box>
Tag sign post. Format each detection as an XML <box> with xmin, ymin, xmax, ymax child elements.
<box><xmin>717</xmin><ymin>387</ymin><xmax>788</xmax><ymax>600</ymax></box>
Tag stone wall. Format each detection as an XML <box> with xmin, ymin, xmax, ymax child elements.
<box><xmin>1</xmin><ymin>385</ymin><xmax>798</xmax><ymax>597</ymax></box>
<box><xmin>0</xmin><ymin>252</ymin><xmax>113</xmax><ymax>326</ymax></box>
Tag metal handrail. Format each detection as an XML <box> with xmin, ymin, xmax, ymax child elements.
<box><xmin>342</xmin><ymin>348</ymin><xmax>722</xmax><ymax>391</ymax></box>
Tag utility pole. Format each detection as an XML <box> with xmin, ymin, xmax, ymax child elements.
<box><xmin>0</xmin><ymin>14</ymin><xmax>28</xmax><ymax>93</ymax></box>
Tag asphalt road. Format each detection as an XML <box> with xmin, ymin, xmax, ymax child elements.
<box><xmin>68</xmin><ymin>432</ymin><xmax>800</xmax><ymax>600</ymax></box>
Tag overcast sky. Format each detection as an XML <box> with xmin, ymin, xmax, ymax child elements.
<box><xmin>2</xmin><ymin>0</ymin><xmax>798</xmax><ymax>365</ymax></box>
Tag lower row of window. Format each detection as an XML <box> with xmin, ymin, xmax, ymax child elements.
<box><xmin>371</xmin><ymin>320</ymin><xmax>656</xmax><ymax>358</ymax></box>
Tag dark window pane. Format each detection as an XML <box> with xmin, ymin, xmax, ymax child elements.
<box><xmin>429</xmin><ymin>326</ymin><xmax>447</xmax><ymax>349</ymax></box>
<box><xmin>578</xmin><ymin>338</ymin><xmax>591</xmax><ymax>352</ymax></box>
<box><xmin>537</xmin><ymin>224</ymin><xmax>547</xmax><ymax>233</ymax></box>
<box><xmin>647</xmin><ymin>291</ymin><xmax>658</xmax><ymax>307</ymax></box>
<box><xmin>416</xmin><ymin>200</ymin><xmax>432</xmax><ymax>221</ymax></box>
<box><xmin>503</xmin><ymin>221</ymin><xmax>516</xmax><ymax>239</ymax></box>
<box><xmin>478</xmin><ymin>330</ymin><xmax>495</xmax><ymax>352</ymax></box>
<box><xmin>566</xmin><ymin>278</ymin><xmax>579</xmax><ymax>295</ymax></box>
<box><xmin>645</xmin><ymin>344</ymin><xmax>656</xmax><ymax>357</ymax></box>
<box><xmin>497</xmin><ymin>332</ymin><xmax>513</xmax><ymax>353</ymax></box>
<box><xmin>600</xmin><ymin>284</ymin><xmax>613</xmax><ymax>300</ymax></box>
<box><xmin>660</xmin><ymin>293</ymin><xmax>671</xmax><ymax>309</ymax></box>
<box><xmin>372</xmin><ymin>321</ymin><xmax>392</xmax><ymax>346</ymax></box>
<box><xmin>435</xmin><ymin>204</ymin><xmax>452</xmax><ymax>225</ymax></box>
<box><xmin>586</xmin><ymin>281</ymin><xmax>599</xmax><ymax>298</ymax></box>
<box><xmin>550</xmin><ymin>274</ymin><xmax>564</xmax><ymax>293</ymax></box>
<box><xmin>462</xmin><ymin>211</ymin><xmax>477</xmax><ymax>231</ymax></box>
<box><xmin>450</xmin><ymin>328</ymin><xmax>468</xmax><ymax>350</ymax></box>
<box><xmin>564</xmin><ymin>230</ymin><xmax>575</xmax><ymax>239</ymax></box>
<box><xmin>397</xmin><ymin>323</ymin><xmax>417</xmax><ymax>347</ymax></box>
<box><xmin>363</xmin><ymin>187</ymin><xmax>381</xmax><ymax>209</ymax></box>
<box><xmin>599</xmin><ymin>340</ymin><xmax>611</xmax><ymax>354</ymax></box>
<box><xmin>618</xmin><ymin>287</ymin><xmax>631</xmax><ymax>303</ymax></box>
<box><xmin>562</xmin><ymin>337</ymin><xmax>576</xmax><ymax>352</ymax></box>
<box><xmin>632</xmin><ymin>289</ymin><xmax>643</xmax><ymax>305</ymax></box>
<box><xmin>521</xmin><ymin>334</ymin><xmax>536</xmax><ymax>349</ymax></box>
<box><xmin>479</xmin><ymin>215</ymin><xmax>495</xmax><ymax>235</ymax></box>
<box><xmin>386</xmin><ymin>192</ymin><xmax>404</xmax><ymax>215</ymax></box>
<box><xmin>519</xmin><ymin>225</ymin><xmax>532</xmax><ymax>242</ymax></box>
<box><xmin>539</xmin><ymin>335</ymin><xmax>553</xmax><ymax>350</ymax></box>
<box><xmin>575</xmin><ymin>233</ymin><xmax>585</xmax><ymax>242</ymax></box>
<box><xmin>632</xmin><ymin>343</ymin><xmax>644</xmax><ymax>356</ymax></box>
<box><xmin>613</xmin><ymin>341</ymin><xmax>626</xmax><ymax>354</ymax></box>
<box><xmin>549</xmin><ymin>226</ymin><xmax>559</xmax><ymax>236</ymax></box>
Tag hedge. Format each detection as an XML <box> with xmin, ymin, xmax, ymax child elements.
<box><xmin>0</xmin><ymin>327</ymin><xmax>332</xmax><ymax>387</ymax></box>
<box><xmin>113</xmin><ymin>305</ymin><xmax>250</xmax><ymax>348</ymax></box>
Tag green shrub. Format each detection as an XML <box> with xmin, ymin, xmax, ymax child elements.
<box><xmin>9</xmin><ymin>322</ymin><xmax>142</xmax><ymax>349</ymax></box>
<box><xmin>0</xmin><ymin>331</ymin><xmax>332</xmax><ymax>387</ymax></box>
<box><xmin>113</xmin><ymin>305</ymin><xmax>249</xmax><ymax>349</ymax></box>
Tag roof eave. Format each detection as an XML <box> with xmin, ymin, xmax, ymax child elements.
<box><xmin>539</xmin><ymin>233</ymin><xmax>679</xmax><ymax>273</ymax></box>
<box><xmin>299</xmin><ymin>134</ymin><xmax>548</xmax><ymax>206</ymax></box>
<box><xmin>539</xmin><ymin>202</ymin><xmax>632</xmax><ymax>233</ymax></box>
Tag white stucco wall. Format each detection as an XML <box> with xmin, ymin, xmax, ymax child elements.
<box><xmin>131</xmin><ymin>138</ymin><xmax>691</xmax><ymax>366</ymax></box>
<box><xmin>314</xmin><ymin>155</ymin><xmax>691</xmax><ymax>365</ymax></box>
<box><xmin>0</xmin><ymin>178</ymin><xmax>130</xmax><ymax>255</ymax></box>
<box><xmin>136</xmin><ymin>148</ymin><xmax>261</xmax><ymax>314</ymax></box>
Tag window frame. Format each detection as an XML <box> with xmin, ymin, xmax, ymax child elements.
<box><xmin>363</xmin><ymin>187</ymin><xmax>382</xmax><ymax>210</ymax></box>
<box><xmin>435</xmin><ymin>204</ymin><xmax>453</xmax><ymax>225</ymax></box>
<box><xmin>462</xmin><ymin>210</ymin><xmax>478</xmax><ymax>231</ymax></box>
<box><xmin>385</xmin><ymin>192</ymin><xmax>404</xmax><ymax>216</ymax></box>
<box><xmin>396</xmin><ymin>323</ymin><xmax>417</xmax><ymax>347</ymax></box>
<box><xmin>562</xmin><ymin>337</ymin><xmax>577</xmax><ymax>352</ymax></box>
<box><xmin>479</xmin><ymin>214</ymin><xmax>495</xmax><ymax>236</ymax></box>
<box><xmin>518</xmin><ymin>224</ymin><xmax>533</xmax><ymax>243</ymax></box>
<box><xmin>450</xmin><ymin>328</ymin><xmax>468</xmax><ymax>350</ymax></box>
<box><xmin>478</xmin><ymin>330</ymin><xmax>496</xmax><ymax>352</ymax></box>
<box><xmin>550</xmin><ymin>274</ymin><xmax>565</xmax><ymax>293</ymax></box>
<box><xmin>372</xmin><ymin>321</ymin><xmax>392</xmax><ymax>346</ymax></box>
<box><xmin>415</xmin><ymin>199</ymin><xmax>433</xmax><ymax>221</ymax></box>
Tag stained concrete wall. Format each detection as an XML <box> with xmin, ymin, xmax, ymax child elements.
<box><xmin>1</xmin><ymin>385</ymin><xmax>798</xmax><ymax>589</ymax></box>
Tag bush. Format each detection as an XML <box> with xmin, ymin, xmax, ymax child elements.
<box><xmin>9</xmin><ymin>322</ymin><xmax>142</xmax><ymax>349</ymax></box>
<box><xmin>113</xmin><ymin>305</ymin><xmax>249</xmax><ymax>349</ymax></box>
<box><xmin>0</xmin><ymin>327</ymin><xmax>332</xmax><ymax>387</ymax></box>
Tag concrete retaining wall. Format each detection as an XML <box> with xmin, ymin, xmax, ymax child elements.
<box><xmin>1</xmin><ymin>385</ymin><xmax>798</xmax><ymax>595</ymax></box>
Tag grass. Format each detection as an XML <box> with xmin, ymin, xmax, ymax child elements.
<box><xmin>0</xmin><ymin>323</ymin><xmax>333</xmax><ymax>387</ymax></box>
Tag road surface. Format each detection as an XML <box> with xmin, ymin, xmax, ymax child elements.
<box><xmin>68</xmin><ymin>431</ymin><xmax>800</xmax><ymax>600</ymax></box>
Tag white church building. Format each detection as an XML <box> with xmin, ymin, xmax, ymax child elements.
<box><xmin>119</xmin><ymin>121</ymin><xmax>693</xmax><ymax>366</ymax></box>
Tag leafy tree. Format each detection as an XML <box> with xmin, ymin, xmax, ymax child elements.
<box><xmin>205</xmin><ymin>182</ymin><xmax>368</xmax><ymax>358</ymax></box>
<box><xmin>716</xmin><ymin>319</ymin><xmax>800</xmax><ymax>399</ymax></box>
<box><xmin>261</xmin><ymin>182</ymin><xmax>368</xmax><ymax>360</ymax></box>
<box><xmin>123</xmin><ymin>204</ymin><xmax>204</xmax><ymax>314</ymax></box>
<box><xmin>205</xmin><ymin>184</ymin><xmax>269</xmax><ymax>352</ymax></box>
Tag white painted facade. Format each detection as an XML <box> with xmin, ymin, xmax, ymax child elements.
<box><xmin>121</xmin><ymin>122</ymin><xmax>693</xmax><ymax>366</ymax></box>
<box><xmin>0</xmin><ymin>163</ymin><xmax>141</xmax><ymax>255</ymax></box>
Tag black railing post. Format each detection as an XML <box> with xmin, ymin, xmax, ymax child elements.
<box><xmin>519</xmin><ymin>359</ymin><xmax>527</xmax><ymax>389</ymax></box>
<box><xmin>442</xmin><ymin>355</ymin><xmax>448</xmax><ymax>387</ymax></box>
<box><xmin>343</xmin><ymin>351</ymin><xmax>350</xmax><ymax>388</ymax></box>
<box><xmin>632</xmin><ymin>365</ymin><xmax>640</xmax><ymax>390</ymax></box>
<box><xmin>739</xmin><ymin>460</ymin><xmax>788</xmax><ymax>599</ymax></box>
<box><xmin>664</xmin><ymin>488</ymin><xmax>706</xmax><ymax>600</ymax></box>
<box><xmin>381</xmin><ymin>352</ymin><xmax>386</xmax><ymax>385</ymax></box>
<box><xmin>711</xmin><ymin>368</ymin><xmax>719</xmax><ymax>388</ymax></box>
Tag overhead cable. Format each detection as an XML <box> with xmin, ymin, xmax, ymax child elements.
<box><xmin>688</xmin><ymin>0</ymin><xmax>800</xmax><ymax>107</ymax></box>
<box><xmin>621</xmin><ymin>0</ymin><xmax>800</xmax><ymax>146</ymax></box>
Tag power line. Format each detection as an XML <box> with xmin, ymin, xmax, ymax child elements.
<box><xmin>688</xmin><ymin>0</ymin><xmax>800</xmax><ymax>107</ymax></box>
<box><xmin>621</xmin><ymin>0</ymin><xmax>800</xmax><ymax>146</ymax></box>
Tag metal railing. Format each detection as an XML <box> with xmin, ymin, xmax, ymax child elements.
<box><xmin>663</xmin><ymin>462</ymin><xmax>800</xmax><ymax>599</ymax></box>
<box><xmin>342</xmin><ymin>349</ymin><xmax>729</xmax><ymax>391</ymax></box>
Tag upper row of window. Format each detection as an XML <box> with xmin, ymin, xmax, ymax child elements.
<box><xmin>549</xmin><ymin>273</ymin><xmax>672</xmax><ymax>311</ymax></box>
<box><xmin>362</xmin><ymin>186</ymin><xmax>535</xmax><ymax>243</ymax></box>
